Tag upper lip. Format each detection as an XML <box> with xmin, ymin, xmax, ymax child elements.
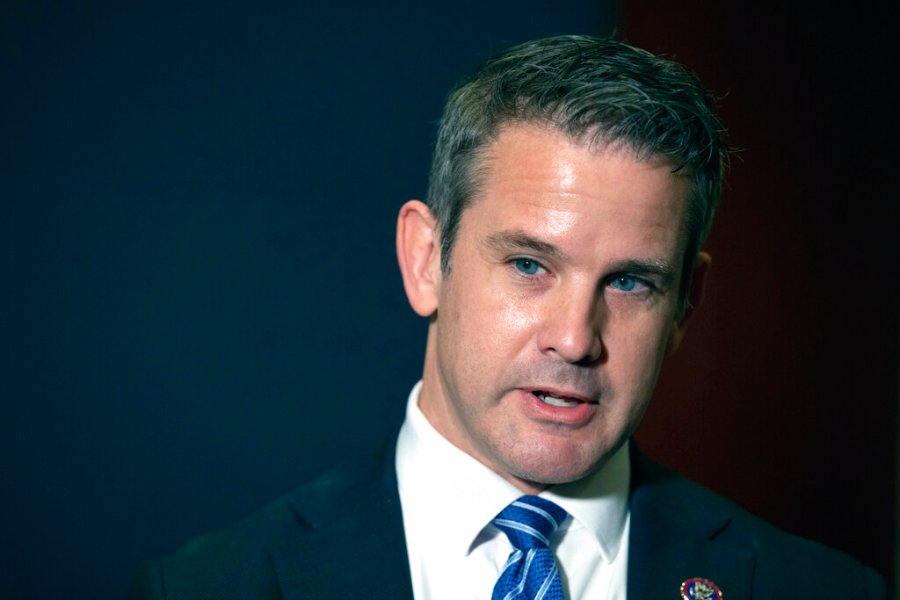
<box><xmin>525</xmin><ymin>387</ymin><xmax>598</xmax><ymax>404</ymax></box>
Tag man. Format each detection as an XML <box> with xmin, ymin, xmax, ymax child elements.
<box><xmin>129</xmin><ymin>35</ymin><xmax>888</xmax><ymax>599</ymax></box>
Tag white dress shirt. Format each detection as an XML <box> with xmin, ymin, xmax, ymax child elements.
<box><xmin>396</xmin><ymin>381</ymin><xmax>630</xmax><ymax>600</ymax></box>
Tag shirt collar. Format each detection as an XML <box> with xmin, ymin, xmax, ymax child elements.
<box><xmin>395</xmin><ymin>381</ymin><xmax>630</xmax><ymax>563</ymax></box>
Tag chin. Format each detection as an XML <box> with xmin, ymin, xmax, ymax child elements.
<box><xmin>504</xmin><ymin>443</ymin><xmax>608</xmax><ymax>488</ymax></box>
<box><xmin>508</xmin><ymin>462</ymin><xmax>596</xmax><ymax>490</ymax></box>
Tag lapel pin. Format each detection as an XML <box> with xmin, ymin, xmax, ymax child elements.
<box><xmin>681</xmin><ymin>577</ymin><xmax>723</xmax><ymax>600</ymax></box>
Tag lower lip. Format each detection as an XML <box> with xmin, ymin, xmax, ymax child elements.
<box><xmin>518</xmin><ymin>389</ymin><xmax>597</xmax><ymax>426</ymax></box>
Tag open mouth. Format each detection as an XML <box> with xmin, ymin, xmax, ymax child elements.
<box><xmin>533</xmin><ymin>390</ymin><xmax>583</xmax><ymax>408</ymax></box>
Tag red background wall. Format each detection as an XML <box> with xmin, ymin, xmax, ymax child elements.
<box><xmin>624</xmin><ymin>1</ymin><xmax>897</xmax><ymax>585</ymax></box>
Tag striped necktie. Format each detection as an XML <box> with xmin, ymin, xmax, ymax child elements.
<box><xmin>491</xmin><ymin>495</ymin><xmax>569</xmax><ymax>600</ymax></box>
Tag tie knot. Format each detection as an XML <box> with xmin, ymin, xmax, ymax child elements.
<box><xmin>492</xmin><ymin>495</ymin><xmax>568</xmax><ymax>550</ymax></box>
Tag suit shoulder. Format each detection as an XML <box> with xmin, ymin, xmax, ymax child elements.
<box><xmin>127</xmin><ymin>493</ymin><xmax>295</xmax><ymax>599</ymax></box>
<box><xmin>129</xmin><ymin>440</ymin><xmax>395</xmax><ymax>599</ymax></box>
<box><xmin>129</xmin><ymin>485</ymin><xmax>305</xmax><ymax>598</ymax></box>
<box><xmin>631</xmin><ymin>452</ymin><xmax>889</xmax><ymax>598</ymax></box>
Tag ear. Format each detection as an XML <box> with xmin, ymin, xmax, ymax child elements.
<box><xmin>396</xmin><ymin>200</ymin><xmax>442</xmax><ymax>317</ymax></box>
<box><xmin>666</xmin><ymin>251</ymin><xmax>711</xmax><ymax>353</ymax></box>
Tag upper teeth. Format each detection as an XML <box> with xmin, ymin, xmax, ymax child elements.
<box><xmin>538</xmin><ymin>393</ymin><xmax>579</xmax><ymax>407</ymax></box>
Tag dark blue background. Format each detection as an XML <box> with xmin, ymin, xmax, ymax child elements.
<box><xmin>1</xmin><ymin>1</ymin><xmax>611</xmax><ymax>597</ymax></box>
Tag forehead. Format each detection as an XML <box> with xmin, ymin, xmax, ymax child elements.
<box><xmin>478</xmin><ymin>121</ymin><xmax>680</xmax><ymax>184</ymax></box>
<box><xmin>460</xmin><ymin>124</ymin><xmax>690</xmax><ymax>252</ymax></box>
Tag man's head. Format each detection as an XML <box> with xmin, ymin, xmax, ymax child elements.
<box><xmin>396</xmin><ymin>35</ymin><xmax>727</xmax><ymax>493</ymax></box>
<box><xmin>427</xmin><ymin>35</ymin><xmax>726</xmax><ymax>316</ymax></box>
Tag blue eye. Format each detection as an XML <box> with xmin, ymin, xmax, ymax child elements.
<box><xmin>609</xmin><ymin>275</ymin><xmax>643</xmax><ymax>292</ymax></box>
<box><xmin>513</xmin><ymin>257</ymin><xmax>542</xmax><ymax>275</ymax></box>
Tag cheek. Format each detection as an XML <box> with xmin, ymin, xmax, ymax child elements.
<box><xmin>459</xmin><ymin>275</ymin><xmax>543</xmax><ymax>344</ymax></box>
<box><xmin>439</xmin><ymin>285</ymin><xmax>542</xmax><ymax>398</ymax></box>
<box><xmin>605</xmin><ymin>315</ymin><xmax>673</xmax><ymax>384</ymax></box>
<box><xmin>498</xmin><ymin>297</ymin><xmax>543</xmax><ymax>336</ymax></box>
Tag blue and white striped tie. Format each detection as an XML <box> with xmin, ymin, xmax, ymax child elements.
<box><xmin>491</xmin><ymin>495</ymin><xmax>569</xmax><ymax>600</ymax></box>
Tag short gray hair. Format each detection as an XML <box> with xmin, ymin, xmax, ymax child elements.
<box><xmin>425</xmin><ymin>35</ymin><xmax>728</xmax><ymax>312</ymax></box>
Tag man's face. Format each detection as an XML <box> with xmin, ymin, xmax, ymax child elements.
<box><xmin>415</xmin><ymin>123</ymin><xmax>695</xmax><ymax>492</ymax></box>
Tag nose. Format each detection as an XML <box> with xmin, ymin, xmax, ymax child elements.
<box><xmin>537</xmin><ymin>290</ymin><xmax>604</xmax><ymax>364</ymax></box>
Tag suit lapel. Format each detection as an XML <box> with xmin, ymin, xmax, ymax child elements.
<box><xmin>627</xmin><ymin>448</ymin><xmax>755</xmax><ymax>600</ymax></box>
<box><xmin>263</xmin><ymin>439</ymin><xmax>757</xmax><ymax>599</ymax></box>
<box><xmin>270</xmin><ymin>437</ymin><xmax>414</xmax><ymax>600</ymax></box>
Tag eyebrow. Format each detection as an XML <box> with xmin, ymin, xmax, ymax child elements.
<box><xmin>483</xmin><ymin>230</ymin><xmax>570</xmax><ymax>262</ymax></box>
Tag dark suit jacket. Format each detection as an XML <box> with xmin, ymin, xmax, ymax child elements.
<box><xmin>129</xmin><ymin>439</ymin><xmax>888</xmax><ymax>599</ymax></box>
